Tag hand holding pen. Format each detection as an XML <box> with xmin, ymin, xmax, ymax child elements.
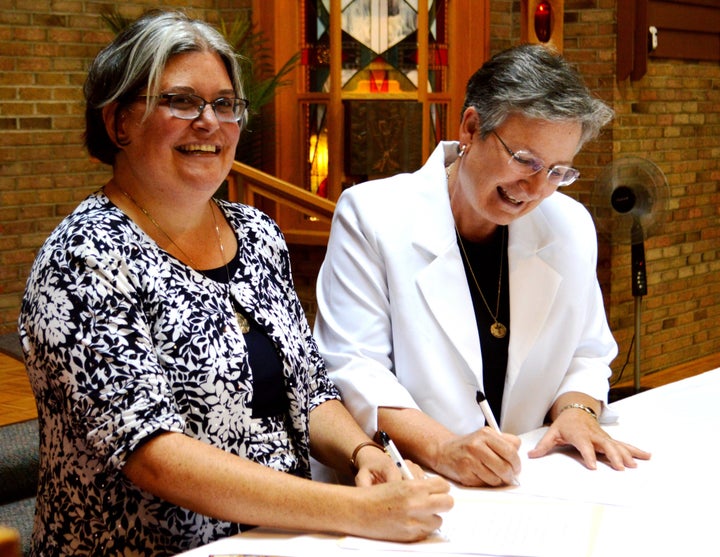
<box><xmin>378</xmin><ymin>430</ymin><xmax>416</xmax><ymax>480</ymax></box>
<box><xmin>476</xmin><ymin>392</ymin><xmax>520</xmax><ymax>485</ymax></box>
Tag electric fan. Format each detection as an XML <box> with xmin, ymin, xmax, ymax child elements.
<box><xmin>590</xmin><ymin>157</ymin><xmax>670</xmax><ymax>399</ymax></box>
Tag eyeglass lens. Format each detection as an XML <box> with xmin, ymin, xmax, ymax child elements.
<box><xmin>164</xmin><ymin>94</ymin><xmax>247</xmax><ymax>122</ymax></box>
<box><xmin>494</xmin><ymin>131</ymin><xmax>578</xmax><ymax>186</ymax></box>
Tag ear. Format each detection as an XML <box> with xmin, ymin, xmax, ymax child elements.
<box><xmin>102</xmin><ymin>102</ymin><xmax>129</xmax><ymax>147</ymax></box>
<box><xmin>458</xmin><ymin>106</ymin><xmax>481</xmax><ymax>149</ymax></box>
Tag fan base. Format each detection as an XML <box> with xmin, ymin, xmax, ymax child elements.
<box><xmin>608</xmin><ymin>385</ymin><xmax>651</xmax><ymax>403</ymax></box>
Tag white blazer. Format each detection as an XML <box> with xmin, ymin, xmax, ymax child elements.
<box><xmin>314</xmin><ymin>142</ymin><xmax>617</xmax><ymax>437</ymax></box>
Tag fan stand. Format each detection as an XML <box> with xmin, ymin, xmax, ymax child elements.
<box><xmin>609</xmin><ymin>220</ymin><xmax>651</xmax><ymax>402</ymax></box>
<box><xmin>609</xmin><ymin>297</ymin><xmax>648</xmax><ymax>402</ymax></box>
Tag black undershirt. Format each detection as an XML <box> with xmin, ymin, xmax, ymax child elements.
<box><xmin>456</xmin><ymin>226</ymin><xmax>510</xmax><ymax>422</ymax></box>
<box><xmin>199</xmin><ymin>252</ymin><xmax>289</xmax><ymax>419</ymax></box>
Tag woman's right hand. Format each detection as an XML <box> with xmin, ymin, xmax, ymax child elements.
<box><xmin>348</xmin><ymin>476</ymin><xmax>454</xmax><ymax>542</ymax></box>
<box><xmin>434</xmin><ymin>427</ymin><xmax>521</xmax><ymax>487</ymax></box>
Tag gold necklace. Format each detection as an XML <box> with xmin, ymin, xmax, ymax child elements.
<box><xmin>455</xmin><ymin>226</ymin><xmax>507</xmax><ymax>339</ymax></box>
<box><xmin>209</xmin><ymin>201</ymin><xmax>251</xmax><ymax>334</ymax></box>
<box><xmin>118</xmin><ymin>187</ymin><xmax>199</xmax><ymax>268</ymax></box>
<box><xmin>447</xmin><ymin>166</ymin><xmax>507</xmax><ymax>339</ymax></box>
<box><xmin>117</xmin><ymin>186</ymin><xmax>250</xmax><ymax>334</ymax></box>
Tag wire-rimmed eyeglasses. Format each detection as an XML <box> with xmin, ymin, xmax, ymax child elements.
<box><xmin>139</xmin><ymin>93</ymin><xmax>249</xmax><ymax>123</ymax></box>
<box><xmin>492</xmin><ymin>130</ymin><xmax>580</xmax><ymax>187</ymax></box>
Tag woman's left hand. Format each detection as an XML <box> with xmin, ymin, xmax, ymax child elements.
<box><xmin>527</xmin><ymin>406</ymin><xmax>651</xmax><ymax>470</ymax></box>
<box><xmin>353</xmin><ymin>445</ymin><xmax>424</xmax><ymax>487</ymax></box>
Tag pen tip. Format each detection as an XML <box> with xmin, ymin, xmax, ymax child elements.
<box><xmin>377</xmin><ymin>430</ymin><xmax>389</xmax><ymax>445</ymax></box>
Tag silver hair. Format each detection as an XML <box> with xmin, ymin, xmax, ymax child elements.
<box><xmin>84</xmin><ymin>10</ymin><xmax>245</xmax><ymax>165</ymax></box>
<box><xmin>462</xmin><ymin>44</ymin><xmax>613</xmax><ymax>149</ymax></box>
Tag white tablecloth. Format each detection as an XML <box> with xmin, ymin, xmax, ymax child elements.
<box><xmin>177</xmin><ymin>368</ymin><xmax>720</xmax><ymax>556</ymax></box>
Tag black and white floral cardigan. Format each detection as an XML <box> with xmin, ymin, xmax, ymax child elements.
<box><xmin>19</xmin><ymin>192</ymin><xmax>340</xmax><ymax>556</ymax></box>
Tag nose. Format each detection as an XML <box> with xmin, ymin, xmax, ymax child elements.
<box><xmin>517</xmin><ymin>173</ymin><xmax>552</xmax><ymax>200</ymax></box>
<box><xmin>192</xmin><ymin>102</ymin><xmax>221</xmax><ymax>130</ymax></box>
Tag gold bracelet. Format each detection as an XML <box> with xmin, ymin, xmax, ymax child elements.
<box><xmin>349</xmin><ymin>441</ymin><xmax>384</xmax><ymax>473</ymax></box>
<box><xmin>559</xmin><ymin>403</ymin><xmax>598</xmax><ymax>421</ymax></box>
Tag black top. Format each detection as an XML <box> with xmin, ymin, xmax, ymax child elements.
<box><xmin>200</xmin><ymin>249</ymin><xmax>289</xmax><ymax>418</ymax></box>
<box><xmin>456</xmin><ymin>225</ymin><xmax>510</xmax><ymax>422</ymax></box>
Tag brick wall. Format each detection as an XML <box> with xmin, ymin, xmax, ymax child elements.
<box><xmin>0</xmin><ymin>1</ymin><xmax>250</xmax><ymax>332</ymax></box>
<box><xmin>489</xmin><ymin>0</ymin><xmax>720</xmax><ymax>381</ymax></box>
<box><xmin>1</xmin><ymin>1</ymin><xmax>718</xmax><ymax>383</ymax></box>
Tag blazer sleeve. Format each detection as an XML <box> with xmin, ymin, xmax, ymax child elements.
<box><xmin>314</xmin><ymin>186</ymin><xmax>421</xmax><ymax>435</ymax></box>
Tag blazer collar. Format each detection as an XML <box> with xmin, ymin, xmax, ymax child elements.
<box><xmin>412</xmin><ymin>145</ymin><xmax>564</xmax><ymax>398</ymax></box>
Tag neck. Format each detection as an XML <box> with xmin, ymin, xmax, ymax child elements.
<box><xmin>104</xmin><ymin>179</ymin><xmax>228</xmax><ymax>269</ymax></box>
<box><xmin>446</xmin><ymin>161</ymin><xmax>498</xmax><ymax>242</ymax></box>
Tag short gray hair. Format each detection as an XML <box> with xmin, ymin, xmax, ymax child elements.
<box><xmin>462</xmin><ymin>44</ymin><xmax>613</xmax><ymax>149</ymax></box>
<box><xmin>84</xmin><ymin>10</ymin><xmax>245</xmax><ymax>165</ymax></box>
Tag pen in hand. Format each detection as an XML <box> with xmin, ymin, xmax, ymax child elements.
<box><xmin>476</xmin><ymin>391</ymin><xmax>520</xmax><ymax>486</ymax></box>
<box><xmin>475</xmin><ymin>391</ymin><xmax>501</xmax><ymax>432</ymax></box>
<box><xmin>378</xmin><ymin>430</ymin><xmax>415</xmax><ymax>480</ymax></box>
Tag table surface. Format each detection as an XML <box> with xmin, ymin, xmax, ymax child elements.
<box><xmin>177</xmin><ymin>368</ymin><xmax>720</xmax><ymax>557</ymax></box>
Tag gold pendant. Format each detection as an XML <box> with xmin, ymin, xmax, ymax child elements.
<box><xmin>490</xmin><ymin>322</ymin><xmax>507</xmax><ymax>339</ymax></box>
<box><xmin>235</xmin><ymin>311</ymin><xmax>250</xmax><ymax>334</ymax></box>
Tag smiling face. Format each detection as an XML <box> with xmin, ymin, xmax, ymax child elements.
<box><xmin>450</xmin><ymin>109</ymin><xmax>582</xmax><ymax>240</ymax></box>
<box><xmin>106</xmin><ymin>50</ymin><xmax>241</xmax><ymax>199</ymax></box>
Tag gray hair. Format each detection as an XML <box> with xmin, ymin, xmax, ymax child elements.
<box><xmin>84</xmin><ymin>10</ymin><xmax>245</xmax><ymax>165</ymax></box>
<box><xmin>462</xmin><ymin>44</ymin><xmax>613</xmax><ymax>149</ymax></box>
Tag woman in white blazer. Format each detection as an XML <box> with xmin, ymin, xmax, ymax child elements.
<box><xmin>315</xmin><ymin>45</ymin><xmax>650</xmax><ymax>487</ymax></box>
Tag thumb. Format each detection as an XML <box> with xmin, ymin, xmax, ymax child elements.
<box><xmin>527</xmin><ymin>429</ymin><xmax>558</xmax><ymax>459</ymax></box>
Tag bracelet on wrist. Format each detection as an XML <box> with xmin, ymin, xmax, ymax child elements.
<box><xmin>558</xmin><ymin>403</ymin><xmax>598</xmax><ymax>421</ymax></box>
<box><xmin>349</xmin><ymin>441</ymin><xmax>384</xmax><ymax>473</ymax></box>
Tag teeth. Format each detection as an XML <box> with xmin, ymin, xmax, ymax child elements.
<box><xmin>178</xmin><ymin>144</ymin><xmax>218</xmax><ymax>153</ymax></box>
<box><xmin>499</xmin><ymin>187</ymin><xmax>522</xmax><ymax>205</ymax></box>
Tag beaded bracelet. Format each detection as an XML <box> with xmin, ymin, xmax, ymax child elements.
<box><xmin>349</xmin><ymin>441</ymin><xmax>384</xmax><ymax>473</ymax></box>
<box><xmin>559</xmin><ymin>403</ymin><xmax>598</xmax><ymax>421</ymax></box>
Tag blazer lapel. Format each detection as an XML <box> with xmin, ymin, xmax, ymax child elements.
<box><xmin>504</xmin><ymin>208</ymin><xmax>562</xmax><ymax>393</ymax></box>
<box><xmin>412</xmin><ymin>164</ymin><xmax>485</xmax><ymax>389</ymax></box>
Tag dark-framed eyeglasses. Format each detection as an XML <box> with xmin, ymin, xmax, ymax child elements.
<box><xmin>492</xmin><ymin>130</ymin><xmax>580</xmax><ymax>187</ymax></box>
<box><xmin>139</xmin><ymin>93</ymin><xmax>249</xmax><ymax>123</ymax></box>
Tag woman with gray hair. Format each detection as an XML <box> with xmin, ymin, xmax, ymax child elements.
<box><xmin>19</xmin><ymin>10</ymin><xmax>451</xmax><ymax>556</ymax></box>
<box><xmin>315</xmin><ymin>44</ymin><xmax>650</xmax><ymax>488</ymax></box>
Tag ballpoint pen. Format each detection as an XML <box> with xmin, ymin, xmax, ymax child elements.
<box><xmin>476</xmin><ymin>391</ymin><xmax>520</xmax><ymax>486</ymax></box>
<box><xmin>475</xmin><ymin>391</ymin><xmax>501</xmax><ymax>432</ymax></box>
<box><xmin>378</xmin><ymin>430</ymin><xmax>415</xmax><ymax>480</ymax></box>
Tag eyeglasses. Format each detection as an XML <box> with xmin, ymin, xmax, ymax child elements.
<box><xmin>492</xmin><ymin>130</ymin><xmax>580</xmax><ymax>187</ymax></box>
<box><xmin>140</xmin><ymin>93</ymin><xmax>249</xmax><ymax>123</ymax></box>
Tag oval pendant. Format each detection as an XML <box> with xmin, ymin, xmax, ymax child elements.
<box><xmin>235</xmin><ymin>311</ymin><xmax>250</xmax><ymax>334</ymax></box>
<box><xmin>490</xmin><ymin>322</ymin><xmax>507</xmax><ymax>339</ymax></box>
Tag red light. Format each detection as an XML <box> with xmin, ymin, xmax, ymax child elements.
<box><xmin>534</xmin><ymin>1</ymin><xmax>553</xmax><ymax>43</ymax></box>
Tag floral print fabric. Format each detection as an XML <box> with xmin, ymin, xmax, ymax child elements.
<box><xmin>19</xmin><ymin>192</ymin><xmax>339</xmax><ymax>556</ymax></box>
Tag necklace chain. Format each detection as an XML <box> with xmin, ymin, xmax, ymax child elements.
<box><xmin>209</xmin><ymin>200</ymin><xmax>250</xmax><ymax>334</ymax></box>
<box><xmin>447</xmin><ymin>166</ymin><xmax>508</xmax><ymax>339</ymax></box>
<box><xmin>117</xmin><ymin>186</ymin><xmax>250</xmax><ymax>334</ymax></box>
<box><xmin>118</xmin><ymin>187</ymin><xmax>202</xmax><ymax>268</ymax></box>
<box><xmin>455</xmin><ymin>225</ymin><xmax>507</xmax><ymax>339</ymax></box>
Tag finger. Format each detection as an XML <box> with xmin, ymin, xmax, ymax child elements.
<box><xmin>575</xmin><ymin>439</ymin><xmax>599</xmax><ymax>470</ymax></box>
<box><xmin>623</xmin><ymin>442</ymin><xmax>652</xmax><ymax>461</ymax></box>
<box><xmin>354</xmin><ymin>467</ymin><xmax>377</xmax><ymax>487</ymax></box>
<box><xmin>406</xmin><ymin>460</ymin><xmax>425</xmax><ymax>480</ymax></box>
<box><xmin>476</xmin><ymin>430</ymin><xmax>522</xmax><ymax>475</ymax></box>
<box><xmin>527</xmin><ymin>429</ymin><xmax>559</xmax><ymax>459</ymax></box>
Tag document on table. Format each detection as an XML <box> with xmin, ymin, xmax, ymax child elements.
<box><xmin>339</xmin><ymin>490</ymin><xmax>604</xmax><ymax>557</ymax></box>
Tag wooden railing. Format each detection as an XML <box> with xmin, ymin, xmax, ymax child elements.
<box><xmin>227</xmin><ymin>161</ymin><xmax>335</xmax><ymax>221</ymax></box>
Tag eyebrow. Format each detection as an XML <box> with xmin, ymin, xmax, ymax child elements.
<box><xmin>162</xmin><ymin>85</ymin><xmax>238</xmax><ymax>97</ymax></box>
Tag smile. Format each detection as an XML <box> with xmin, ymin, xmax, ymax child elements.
<box><xmin>176</xmin><ymin>144</ymin><xmax>220</xmax><ymax>154</ymax></box>
<box><xmin>498</xmin><ymin>186</ymin><xmax>523</xmax><ymax>206</ymax></box>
